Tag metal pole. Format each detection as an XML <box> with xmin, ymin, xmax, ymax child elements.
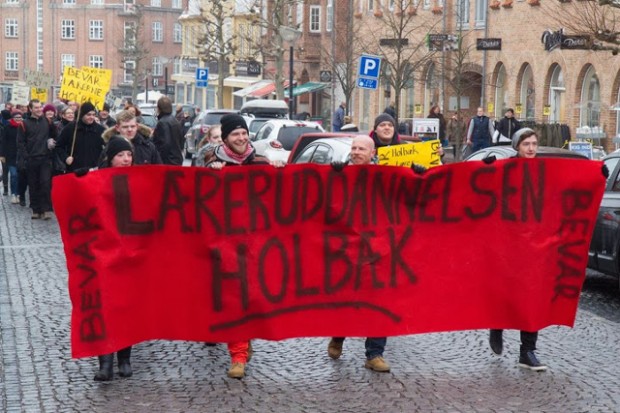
<box><xmin>164</xmin><ymin>66</ymin><xmax>168</xmax><ymax>96</ymax></box>
<box><xmin>145</xmin><ymin>74</ymin><xmax>149</xmax><ymax>104</ymax></box>
<box><xmin>289</xmin><ymin>45</ymin><xmax>294</xmax><ymax>118</ymax></box>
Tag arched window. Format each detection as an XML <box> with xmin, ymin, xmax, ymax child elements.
<box><xmin>519</xmin><ymin>64</ymin><xmax>535</xmax><ymax>120</ymax></box>
<box><xmin>580</xmin><ymin>65</ymin><xmax>600</xmax><ymax>127</ymax></box>
<box><xmin>548</xmin><ymin>65</ymin><xmax>564</xmax><ymax>123</ymax></box>
<box><xmin>494</xmin><ymin>63</ymin><xmax>507</xmax><ymax>118</ymax></box>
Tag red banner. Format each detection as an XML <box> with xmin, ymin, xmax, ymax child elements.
<box><xmin>51</xmin><ymin>160</ymin><xmax>605</xmax><ymax>358</ymax></box>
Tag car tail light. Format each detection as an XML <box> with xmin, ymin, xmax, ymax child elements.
<box><xmin>201</xmin><ymin>125</ymin><xmax>210</xmax><ymax>134</ymax></box>
<box><xmin>270</xmin><ymin>140</ymin><xmax>283</xmax><ymax>149</ymax></box>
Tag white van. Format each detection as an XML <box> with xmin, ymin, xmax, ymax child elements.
<box><xmin>240</xmin><ymin>99</ymin><xmax>289</xmax><ymax>139</ymax></box>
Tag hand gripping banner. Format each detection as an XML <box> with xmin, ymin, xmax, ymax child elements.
<box><xmin>51</xmin><ymin>160</ymin><xmax>605</xmax><ymax>358</ymax></box>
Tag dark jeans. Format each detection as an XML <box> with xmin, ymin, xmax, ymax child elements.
<box><xmin>491</xmin><ymin>329</ymin><xmax>538</xmax><ymax>355</ymax></box>
<box><xmin>18</xmin><ymin>168</ymin><xmax>28</xmax><ymax>203</ymax></box>
<box><xmin>1</xmin><ymin>159</ymin><xmax>7</xmax><ymax>192</ymax></box>
<box><xmin>27</xmin><ymin>157</ymin><xmax>52</xmax><ymax>214</ymax></box>
<box><xmin>6</xmin><ymin>165</ymin><xmax>18</xmax><ymax>195</ymax></box>
<box><xmin>332</xmin><ymin>336</ymin><xmax>387</xmax><ymax>360</ymax></box>
<box><xmin>472</xmin><ymin>139</ymin><xmax>490</xmax><ymax>152</ymax></box>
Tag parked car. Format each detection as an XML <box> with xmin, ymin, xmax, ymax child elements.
<box><xmin>140</xmin><ymin>113</ymin><xmax>157</xmax><ymax>129</ymax></box>
<box><xmin>588</xmin><ymin>151</ymin><xmax>620</xmax><ymax>283</ymax></box>
<box><xmin>184</xmin><ymin>109</ymin><xmax>238</xmax><ymax>158</ymax></box>
<box><xmin>290</xmin><ymin>136</ymin><xmax>354</xmax><ymax>164</ymax></box>
<box><xmin>288</xmin><ymin>133</ymin><xmax>362</xmax><ymax>163</ymax></box>
<box><xmin>240</xmin><ymin>99</ymin><xmax>289</xmax><ymax>140</ymax></box>
<box><xmin>465</xmin><ymin>145</ymin><xmax>590</xmax><ymax>161</ymax></box>
<box><xmin>252</xmin><ymin>119</ymin><xmax>324</xmax><ymax>162</ymax></box>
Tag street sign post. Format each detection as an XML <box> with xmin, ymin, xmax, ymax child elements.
<box><xmin>357</xmin><ymin>54</ymin><xmax>381</xmax><ymax>90</ymax></box>
<box><xmin>196</xmin><ymin>68</ymin><xmax>209</xmax><ymax>88</ymax></box>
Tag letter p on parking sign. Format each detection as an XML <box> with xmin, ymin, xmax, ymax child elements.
<box><xmin>358</xmin><ymin>55</ymin><xmax>381</xmax><ymax>78</ymax></box>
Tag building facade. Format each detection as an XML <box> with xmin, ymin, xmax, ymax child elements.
<box><xmin>0</xmin><ymin>0</ymin><xmax>185</xmax><ymax>103</ymax></box>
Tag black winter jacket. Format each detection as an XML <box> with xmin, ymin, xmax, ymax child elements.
<box><xmin>17</xmin><ymin>114</ymin><xmax>56</xmax><ymax>160</ymax></box>
<box><xmin>56</xmin><ymin>120</ymin><xmax>105</xmax><ymax>171</ymax></box>
<box><xmin>152</xmin><ymin>113</ymin><xmax>184</xmax><ymax>165</ymax></box>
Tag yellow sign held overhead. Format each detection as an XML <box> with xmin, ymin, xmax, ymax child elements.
<box><xmin>59</xmin><ymin>66</ymin><xmax>111</xmax><ymax>110</ymax></box>
<box><xmin>377</xmin><ymin>140</ymin><xmax>442</xmax><ymax>169</ymax></box>
<box><xmin>31</xmin><ymin>88</ymin><xmax>48</xmax><ymax>102</ymax></box>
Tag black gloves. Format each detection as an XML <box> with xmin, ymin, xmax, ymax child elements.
<box><xmin>602</xmin><ymin>164</ymin><xmax>610</xmax><ymax>179</ymax></box>
<box><xmin>74</xmin><ymin>167</ymin><xmax>90</xmax><ymax>177</ymax></box>
<box><xmin>331</xmin><ymin>161</ymin><xmax>346</xmax><ymax>172</ymax></box>
<box><xmin>482</xmin><ymin>155</ymin><xmax>497</xmax><ymax>165</ymax></box>
<box><xmin>411</xmin><ymin>163</ymin><xmax>427</xmax><ymax>175</ymax></box>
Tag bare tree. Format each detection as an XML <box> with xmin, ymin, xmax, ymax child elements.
<box><xmin>359</xmin><ymin>1</ymin><xmax>439</xmax><ymax>124</ymax></box>
<box><xmin>195</xmin><ymin>1</ymin><xmax>237</xmax><ymax>108</ymax></box>
<box><xmin>238</xmin><ymin>0</ymin><xmax>305</xmax><ymax>100</ymax></box>
<box><xmin>320</xmin><ymin>0</ymin><xmax>364</xmax><ymax>116</ymax></box>
<box><xmin>118</xmin><ymin>4</ymin><xmax>150</xmax><ymax>101</ymax></box>
<box><xmin>543</xmin><ymin>0</ymin><xmax>620</xmax><ymax>54</ymax></box>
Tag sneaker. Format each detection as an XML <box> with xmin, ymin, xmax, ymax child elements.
<box><xmin>518</xmin><ymin>351</ymin><xmax>548</xmax><ymax>372</ymax></box>
<box><xmin>227</xmin><ymin>362</ymin><xmax>245</xmax><ymax>379</ymax></box>
<box><xmin>364</xmin><ymin>356</ymin><xmax>391</xmax><ymax>373</ymax></box>
<box><xmin>10</xmin><ymin>195</ymin><xmax>18</xmax><ymax>204</ymax></box>
<box><xmin>41</xmin><ymin>212</ymin><xmax>51</xmax><ymax>220</ymax></box>
<box><xmin>489</xmin><ymin>330</ymin><xmax>503</xmax><ymax>355</ymax></box>
<box><xmin>327</xmin><ymin>339</ymin><xmax>343</xmax><ymax>360</ymax></box>
<box><xmin>31</xmin><ymin>213</ymin><xmax>41</xmax><ymax>220</ymax></box>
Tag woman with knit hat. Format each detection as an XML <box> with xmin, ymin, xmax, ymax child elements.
<box><xmin>0</xmin><ymin>110</ymin><xmax>23</xmax><ymax>203</ymax></box>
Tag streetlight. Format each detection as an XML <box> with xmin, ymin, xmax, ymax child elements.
<box><xmin>280</xmin><ymin>26</ymin><xmax>302</xmax><ymax>118</ymax></box>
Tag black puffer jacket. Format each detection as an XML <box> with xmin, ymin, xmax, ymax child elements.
<box><xmin>152</xmin><ymin>113</ymin><xmax>184</xmax><ymax>165</ymax></box>
<box><xmin>17</xmin><ymin>114</ymin><xmax>56</xmax><ymax>160</ymax></box>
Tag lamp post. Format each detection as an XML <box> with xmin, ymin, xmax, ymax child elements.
<box><xmin>280</xmin><ymin>26</ymin><xmax>302</xmax><ymax>118</ymax></box>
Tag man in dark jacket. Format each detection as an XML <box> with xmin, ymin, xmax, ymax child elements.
<box><xmin>152</xmin><ymin>96</ymin><xmax>184</xmax><ymax>165</ymax></box>
<box><xmin>103</xmin><ymin>110</ymin><xmax>161</xmax><ymax>165</ymax></box>
<box><xmin>370</xmin><ymin>113</ymin><xmax>401</xmax><ymax>148</ymax></box>
<box><xmin>55</xmin><ymin>101</ymin><xmax>105</xmax><ymax>173</ymax></box>
<box><xmin>494</xmin><ymin>108</ymin><xmax>521</xmax><ymax>146</ymax></box>
<box><xmin>466</xmin><ymin>107</ymin><xmax>495</xmax><ymax>152</ymax></box>
<box><xmin>0</xmin><ymin>110</ymin><xmax>23</xmax><ymax>203</ymax></box>
<box><xmin>17</xmin><ymin>99</ymin><xmax>57</xmax><ymax>220</ymax></box>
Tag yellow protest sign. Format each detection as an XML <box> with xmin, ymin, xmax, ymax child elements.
<box><xmin>30</xmin><ymin>88</ymin><xmax>48</xmax><ymax>102</ymax></box>
<box><xmin>377</xmin><ymin>141</ymin><xmax>443</xmax><ymax>169</ymax></box>
<box><xmin>59</xmin><ymin>66</ymin><xmax>111</xmax><ymax>110</ymax></box>
<box><xmin>81</xmin><ymin>67</ymin><xmax>112</xmax><ymax>91</ymax></box>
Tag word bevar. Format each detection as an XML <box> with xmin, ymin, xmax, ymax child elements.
<box><xmin>208</xmin><ymin>227</ymin><xmax>415</xmax><ymax>331</ymax></box>
<box><xmin>110</xmin><ymin>161</ymin><xmax>545</xmax><ymax>237</ymax></box>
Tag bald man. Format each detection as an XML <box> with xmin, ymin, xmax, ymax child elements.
<box><xmin>327</xmin><ymin>134</ymin><xmax>390</xmax><ymax>373</ymax></box>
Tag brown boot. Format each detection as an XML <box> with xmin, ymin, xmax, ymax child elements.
<box><xmin>227</xmin><ymin>362</ymin><xmax>245</xmax><ymax>379</ymax></box>
<box><xmin>364</xmin><ymin>356</ymin><xmax>390</xmax><ymax>372</ymax></box>
<box><xmin>327</xmin><ymin>339</ymin><xmax>343</xmax><ymax>360</ymax></box>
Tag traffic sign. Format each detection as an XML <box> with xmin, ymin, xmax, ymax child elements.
<box><xmin>357</xmin><ymin>78</ymin><xmax>378</xmax><ymax>90</ymax></box>
<box><xmin>196</xmin><ymin>67</ymin><xmax>209</xmax><ymax>88</ymax></box>
<box><xmin>358</xmin><ymin>55</ymin><xmax>381</xmax><ymax>78</ymax></box>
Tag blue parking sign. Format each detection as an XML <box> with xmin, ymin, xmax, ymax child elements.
<box><xmin>358</xmin><ymin>55</ymin><xmax>381</xmax><ymax>78</ymax></box>
<box><xmin>196</xmin><ymin>68</ymin><xmax>209</xmax><ymax>88</ymax></box>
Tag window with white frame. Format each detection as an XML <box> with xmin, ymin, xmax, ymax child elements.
<box><xmin>152</xmin><ymin>57</ymin><xmax>162</xmax><ymax>76</ymax></box>
<box><xmin>124</xmin><ymin>21</ymin><xmax>136</xmax><ymax>48</ymax></box>
<box><xmin>5</xmin><ymin>19</ymin><xmax>18</xmax><ymax>38</ymax></box>
<box><xmin>475</xmin><ymin>0</ymin><xmax>487</xmax><ymax>28</ymax></box>
<box><xmin>63</xmin><ymin>0</ymin><xmax>76</xmax><ymax>4</ymax></box>
<box><xmin>124</xmin><ymin>60</ymin><xmax>135</xmax><ymax>83</ymax></box>
<box><xmin>91</xmin><ymin>0</ymin><xmax>104</xmax><ymax>4</ymax></box>
<box><xmin>173</xmin><ymin>57</ymin><xmax>180</xmax><ymax>75</ymax></box>
<box><xmin>389</xmin><ymin>0</ymin><xmax>395</xmax><ymax>11</ymax></box>
<box><xmin>309</xmin><ymin>6</ymin><xmax>320</xmax><ymax>32</ymax></box>
<box><xmin>5</xmin><ymin>0</ymin><xmax>19</xmax><ymax>3</ymax></box>
<box><xmin>171</xmin><ymin>0</ymin><xmax>181</xmax><ymax>8</ymax></box>
<box><xmin>173</xmin><ymin>23</ymin><xmax>182</xmax><ymax>43</ymax></box>
<box><xmin>61</xmin><ymin>54</ymin><xmax>75</xmax><ymax>73</ymax></box>
<box><xmin>61</xmin><ymin>20</ymin><xmax>75</xmax><ymax>39</ymax></box>
<box><xmin>89</xmin><ymin>20</ymin><xmax>103</xmax><ymax>40</ymax></box>
<box><xmin>89</xmin><ymin>55</ymin><xmax>104</xmax><ymax>68</ymax></box>
<box><xmin>326</xmin><ymin>0</ymin><xmax>333</xmax><ymax>32</ymax></box>
<box><xmin>151</xmin><ymin>0</ymin><xmax>161</xmax><ymax>6</ymax></box>
<box><xmin>423</xmin><ymin>0</ymin><xmax>431</xmax><ymax>8</ymax></box>
<box><xmin>5</xmin><ymin>52</ymin><xmax>18</xmax><ymax>71</ymax></box>
<box><xmin>456</xmin><ymin>0</ymin><xmax>469</xmax><ymax>26</ymax></box>
<box><xmin>152</xmin><ymin>22</ymin><xmax>162</xmax><ymax>42</ymax></box>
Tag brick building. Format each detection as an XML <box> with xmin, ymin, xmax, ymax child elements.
<box><xmin>0</xmin><ymin>0</ymin><xmax>184</xmax><ymax>103</ymax></box>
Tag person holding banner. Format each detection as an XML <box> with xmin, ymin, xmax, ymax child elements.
<box><xmin>103</xmin><ymin>110</ymin><xmax>161</xmax><ymax>165</ymax></box>
<box><xmin>327</xmin><ymin>135</ymin><xmax>392</xmax><ymax>373</ymax></box>
<box><xmin>488</xmin><ymin>127</ymin><xmax>547</xmax><ymax>372</ymax></box>
<box><xmin>91</xmin><ymin>136</ymin><xmax>135</xmax><ymax>381</ymax></box>
<box><xmin>16</xmin><ymin>99</ymin><xmax>57</xmax><ymax>220</ymax></box>
<box><xmin>205</xmin><ymin>114</ymin><xmax>285</xmax><ymax>378</ymax></box>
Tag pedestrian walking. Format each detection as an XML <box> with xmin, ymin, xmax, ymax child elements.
<box><xmin>152</xmin><ymin>96</ymin><xmax>184</xmax><ymax>165</ymax></box>
<box><xmin>466</xmin><ymin>107</ymin><xmax>495</xmax><ymax>152</ymax></box>
<box><xmin>427</xmin><ymin>105</ymin><xmax>447</xmax><ymax>147</ymax></box>
<box><xmin>488</xmin><ymin>127</ymin><xmax>546</xmax><ymax>371</ymax></box>
<box><xmin>205</xmin><ymin>114</ymin><xmax>285</xmax><ymax>379</ymax></box>
<box><xmin>447</xmin><ymin>111</ymin><xmax>467</xmax><ymax>158</ymax></box>
<box><xmin>332</xmin><ymin>101</ymin><xmax>346</xmax><ymax>132</ymax></box>
<box><xmin>0</xmin><ymin>110</ymin><xmax>22</xmax><ymax>204</ymax></box>
<box><xmin>493</xmin><ymin>108</ymin><xmax>521</xmax><ymax>146</ymax></box>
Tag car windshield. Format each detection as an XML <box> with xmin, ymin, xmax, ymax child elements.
<box><xmin>249</xmin><ymin>120</ymin><xmax>268</xmax><ymax>133</ymax></box>
<box><xmin>277</xmin><ymin>127</ymin><xmax>320</xmax><ymax>150</ymax></box>
<box><xmin>203</xmin><ymin>113</ymin><xmax>227</xmax><ymax>125</ymax></box>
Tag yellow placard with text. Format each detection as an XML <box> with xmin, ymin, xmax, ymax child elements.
<box><xmin>377</xmin><ymin>141</ymin><xmax>443</xmax><ymax>169</ymax></box>
<box><xmin>81</xmin><ymin>67</ymin><xmax>112</xmax><ymax>91</ymax></box>
<box><xmin>59</xmin><ymin>66</ymin><xmax>111</xmax><ymax>110</ymax></box>
<box><xmin>414</xmin><ymin>104</ymin><xmax>423</xmax><ymax>115</ymax></box>
<box><xmin>30</xmin><ymin>88</ymin><xmax>48</xmax><ymax>102</ymax></box>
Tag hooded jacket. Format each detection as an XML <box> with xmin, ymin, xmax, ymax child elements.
<box><xmin>102</xmin><ymin>124</ymin><xmax>161</xmax><ymax>165</ymax></box>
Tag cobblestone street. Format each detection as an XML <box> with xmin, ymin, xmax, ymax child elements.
<box><xmin>2</xmin><ymin>195</ymin><xmax>620</xmax><ymax>413</ymax></box>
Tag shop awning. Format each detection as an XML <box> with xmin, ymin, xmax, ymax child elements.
<box><xmin>247</xmin><ymin>80</ymin><xmax>290</xmax><ymax>98</ymax></box>
<box><xmin>284</xmin><ymin>82</ymin><xmax>330</xmax><ymax>98</ymax></box>
<box><xmin>232</xmin><ymin>80</ymin><xmax>273</xmax><ymax>97</ymax></box>
<box><xmin>223</xmin><ymin>76</ymin><xmax>261</xmax><ymax>89</ymax></box>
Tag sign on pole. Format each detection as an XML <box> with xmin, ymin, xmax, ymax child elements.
<box><xmin>569</xmin><ymin>142</ymin><xmax>593</xmax><ymax>160</ymax></box>
<box><xmin>357</xmin><ymin>54</ymin><xmax>381</xmax><ymax>90</ymax></box>
<box><xmin>196</xmin><ymin>68</ymin><xmax>209</xmax><ymax>88</ymax></box>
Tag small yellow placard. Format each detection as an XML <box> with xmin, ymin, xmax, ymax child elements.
<box><xmin>30</xmin><ymin>88</ymin><xmax>48</xmax><ymax>102</ymax></box>
<box><xmin>377</xmin><ymin>141</ymin><xmax>442</xmax><ymax>169</ymax></box>
<box><xmin>515</xmin><ymin>104</ymin><xmax>523</xmax><ymax>114</ymax></box>
<box><xmin>543</xmin><ymin>105</ymin><xmax>551</xmax><ymax>116</ymax></box>
<box><xmin>487</xmin><ymin>102</ymin><xmax>494</xmax><ymax>114</ymax></box>
<box><xmin>414</xmin><ymin>104</ymin><xmax>423</xmax><ymax>115</ymax></box>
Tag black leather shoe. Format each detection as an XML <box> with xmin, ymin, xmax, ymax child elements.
<box><xmin>117</xmin><ymin>347</ymin><xmax>133</xmax><ymax>378</ymax></box>
<box><xmin>94</xmin><ymin>354</ymin><xmax>114</xmax><ymax>381</ymax></box>
<box><xmin>489</xmin><ymin>330</ymin><xmax>503</xmax><ymax>355</ymax></box>
<box><xmin>518</xmin><ymin>351</ymin><xmax>547</xmax><ymax>371</ymax></box>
